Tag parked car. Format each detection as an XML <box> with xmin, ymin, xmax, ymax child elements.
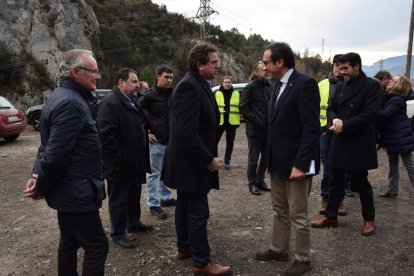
<box><xmin>26</xmin><ymin>89</ymin><xmax>111</xmax><ymax>131</ymax></box>
<box><xmin>0</xmin><ymin>96</ymin><xmax>27</xmax><ymax>141</ymax></box>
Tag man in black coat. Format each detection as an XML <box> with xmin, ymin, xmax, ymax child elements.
<box><xmin>311</xmin><ymin>53</ymin><xmax>381</xmax><ymax>236</ymax></box>
<box><xmin>24</xmin><ymin>49</ymin><xmax>108</xmax><ymax>275</ymax></box>
<box><xmin>239</xmin><ymin>61</ymin><xmax>271</xmax><ymax>195</ymax></box>
<box><xmin>138</xmin><ymin>65</ymin><xmax>176</xmax><ymax>220</ymax></box>
<box><xmin>97</xmin><ymin>68</ymin><xmax>153</xmax><ymax>249</ymax></box>
<box><xmin>255</xmin><ymin>42</ymin><xmax>320</xmax><ymax>276</ymax></box>
<box><xmin>163</xmin><ymin>43</ymin><xmax>231</xmax><ymax>276</ymax></box>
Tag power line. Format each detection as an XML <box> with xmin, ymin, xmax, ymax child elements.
<box><xmin>0</xmin><ymin>37</ymin><xmax>196</xmax><ymax>69</ymax></box>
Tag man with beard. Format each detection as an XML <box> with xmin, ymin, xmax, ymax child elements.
<box><xmin>97</xmin><ymin>68</ymin><xmax>153</xmax><ymax>249</ymax></box>
<box><xmin>311</xmin><ymin>52</ymin><xmax>381</xmax><ymax>236</ymax></box>
<box><xmin>239</xmin><ymin>61</ymin><xmax>271</xmax><ymax>195</ymax></box>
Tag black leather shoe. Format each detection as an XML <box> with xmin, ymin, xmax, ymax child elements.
<box><xmin>113</xmin><ymin>236</ymin><xmax>135</xmax><ymax>248</ymax></box>
<box><xmin>249</xmin><ymin>184</ymin><xmax>261</xmax><ymax>195</ymax></box>
<box><xmin>127</xmin><ymin>222</ymin><xmax>153</xmax><ymax>233</ymax></box>
<box><xmin>256</xmin><ymin>181</ymin><xmax>271</xmax><ymax>191</ymax></box>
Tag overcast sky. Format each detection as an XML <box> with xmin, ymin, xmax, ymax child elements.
<box><xmin>153</xmin><ymin>0</ymin><xmax>411</xmax><ymax>66</ymax></box>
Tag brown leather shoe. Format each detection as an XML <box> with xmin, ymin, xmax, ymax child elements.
<box><xmin>310</xmin><ymin>217</ymin><xmax>338</xmax><ymax>228</ymax></box>
<box><xmin>282</xmin><ymin>260</ymin><xmax>311</xmax><ymax>276</ymax></box>
<box><xmin>192</xmin><ymin>263</ymin><xmax>232</xmax><ymax>276</ymax></box>
<box><xmin>362</xmin><ymin>221</ymin><xmax>375</xmax><ymax>236</ymax></box>
<box><xmin>255</xmin><ymin>249</ymin><xmax>289</xmax><ymax>262</ymax></box>
<box><xmin>177</xmin><ymin>250</ymin><xmax>191</xmax><ymax>260</ymax></box>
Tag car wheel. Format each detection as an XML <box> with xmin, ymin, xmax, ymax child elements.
<box><xmin>4</xmin><ymin>134</ymin><xmax>19</xmax><ymax>141</ymax></box>
<box><xmin>32</xmin><ymin>112</ymin><xmax>41</xmax><ymax>131</ymax></box>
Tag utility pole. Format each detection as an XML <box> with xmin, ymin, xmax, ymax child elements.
<box><xmin>196</xmin><ymin>0</ymin><xmax>217</xmax><ymax>41</ymax></box>
<box><xmin>406</xmin><ymin>0</ymin><xmax>414</xmax><ymax>78</ymax></box>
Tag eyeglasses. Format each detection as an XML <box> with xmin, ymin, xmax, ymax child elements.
<box><xmin>76</xmin><ymin>66</ymin><xmax>100</xmax><ymax>75</ymax></box>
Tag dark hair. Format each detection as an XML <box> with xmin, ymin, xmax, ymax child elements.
<box><xmin>373</xmin><ymin>70</ymin><xmax>392</xmax><ymax>81</ymax></box>
<box><xmin>188</xmin><ymin>43</ymin><xmax>219</xmax><ymax>72</ymax></box>
<box><xmin>115</xmin><ymin>68</ymin><xmax>137</xmax><ymax>84</ymax></box>
<box><xmin>331</xmin><ymin>54</ymin><xmax>343</xmax><ymax>69</ymax></box>
<box><xmin>155</xmin><ymin>64</ymin><xmax>173</xmax><ymax>76</ymax></box>
<box><xmin>337</xmin><ymin>52</ymin><xmax>362</xmax><ymax>68</ymax></box>
<box><xmin>265</xmin><ymin>42</ymin><xmax>295</xmax><ymax>69</ymax></box>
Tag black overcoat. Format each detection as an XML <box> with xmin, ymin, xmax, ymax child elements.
<box><xmin>97</xmin><ymin>87</ymin><xmax>150</xmax><ymax>183</ymax></box>
<box><xmin>327</xmin><ymin>72</ymin><xmax>381</xmax><ymax>171</ymax></box>
<box><xmin>163</xmin><ymin>71</ymin><xmax>220</xmax><ymax>196</ymax></box>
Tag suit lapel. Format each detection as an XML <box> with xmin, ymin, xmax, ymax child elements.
<box><xmin>270</xmin><ymin>70</ymin><xmax>297</xmax><ymax>124</ymax></box>
<box><xmin>192</xmin><ymin>72</ymin><xmax>220</xmax><ymax>118</ymax></box>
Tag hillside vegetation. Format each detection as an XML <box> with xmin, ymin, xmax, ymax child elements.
<box><xmin>0</xmin><ymin>0</ymin><xmax>330</xmax><ymax>98</ymax></box>
<box><xmin>88</xmin><ymin>0</ymin><xmax>331</xmax><ymax>87</ymax></box>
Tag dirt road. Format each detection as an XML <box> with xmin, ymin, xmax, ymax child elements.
<box><xmin>1</xmin><ymin>125</ymin><xmax>414</xmax><ymax>275</ymax></box>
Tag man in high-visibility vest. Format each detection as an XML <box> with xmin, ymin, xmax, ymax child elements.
<box><xmin>215</xmin><ymin>75</ymin><xmax>240</xmax><ymax>169</ymax></box>
<box><xmin>319</xmin><ymin>54</ymin><xmax>347</xmax><ymax>216</ymax></box>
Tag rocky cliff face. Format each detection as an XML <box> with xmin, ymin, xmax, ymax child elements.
<box><xmin>0</xmin><ymin>0</ymin><xmax>100</xmax><ymax>104</ymax></box>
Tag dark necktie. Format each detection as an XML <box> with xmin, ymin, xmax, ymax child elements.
<box><xmin>272</xmin><ymin>81</ymin><xmax>282</xmax><ymax>112</ymax></box>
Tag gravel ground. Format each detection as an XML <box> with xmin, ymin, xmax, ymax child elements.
<box><xmin>1</xmin><ymin>124</ymin><xmax>414</xmax><ymax>275</ymax></box>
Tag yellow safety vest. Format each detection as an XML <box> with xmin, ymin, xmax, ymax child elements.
<box><xmin>318</xmin><ymin>79</ymin><xmax>330</xmax><ymax>127</ymax></box>
<box><xmin>215</xmin><ymin>90</ymin><xmax>240</xmax><ymax>126</ymax></box>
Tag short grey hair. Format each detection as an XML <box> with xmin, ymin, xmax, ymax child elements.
<box><xmin>59</xmin><ymin>49</ymin><xmax>93</xmax><ymax>77</ymax></box>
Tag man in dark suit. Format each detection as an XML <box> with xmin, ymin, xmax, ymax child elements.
<box><xmin>239</xmin><ymin>61</ymin><xmax>271</xmax><ymax>195</ymax></box>
<box><xmin>23</xmin><ymin>49</ymin><xmax>108</xmax><ymax>275</ymax></box>
<box><xmin>97</xmin><ymin>68</ymin><xmax>153</xmax><ymax>249</ymax></box>
<box><xmin>255</xmin><ymin>42</ymin><xmax>320</xmax><ymax>276</ymax></box>
<box><xmin>311</xmin><ymin>53</ymin><xmax>381</xmax><ymax>236</ymax></box>
<box><xmin>163</xmin><ymin>43</ymin><xmax>232</xmax><ymax>276</ymax></box>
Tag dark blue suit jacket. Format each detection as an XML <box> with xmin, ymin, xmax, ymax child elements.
<box><xmin>268</xmin><ymin>69</ymin><xmax>320</xmax><ymax>180</ymax></box>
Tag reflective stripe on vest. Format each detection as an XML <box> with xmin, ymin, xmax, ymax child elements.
<box><xmin>215</xmin><ymin>90</ymin><xmax>240</xmax><ymax>125</ymax></box>
<box><xmin>318</xmin><ymin>79</ymin><xmax>330</xmax><ymax>127</ymax></box>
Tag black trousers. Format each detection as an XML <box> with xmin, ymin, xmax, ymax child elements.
<box><xmin>57</xmin><ymin>211</ymin><xmax>108</xmax><ymax>276</ymax></box>
<box><xmin>247</xmin><ymin>136</ymin><xmax>268</xmax><ymax>185</ymax></box>
<box><xmin>175</xmin><ymin>191</ymin><xmax>210</xmax><ymax>267</ymax></box>
<box><xmin>217</xmin><ymin>125</ymin><xmax>237</xmax><ymax>164</ymax></box>
<box><xmin>325</xmin><ymin>168</ymin><xmax>375</xmax><ymax>221</ymax></box>
<box><xmin>107</xmin><ymin>179</ymin><xmax>142</xmax><ymax>239</ymax></box>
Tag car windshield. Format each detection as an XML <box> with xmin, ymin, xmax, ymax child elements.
<box><xmin>0</xmin><ymin>96</ymin><xmax>14</xmax><ymax>109</ymax></box>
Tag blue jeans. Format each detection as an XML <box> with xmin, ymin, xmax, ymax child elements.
<box><xmin>146</xmin><ymin>143</ymin><xmax>173</xmax><ymax>208</ymax></box>
<box><xmin>387</xmin><ymin>151</ymin><xmax>414</xmax><ymax>194</ymax></box>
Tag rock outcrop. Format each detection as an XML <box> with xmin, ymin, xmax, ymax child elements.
<box><xmin>0</xmin><ymin>0</ymin><xmax>100</xmax><ymax>96</ymax></box>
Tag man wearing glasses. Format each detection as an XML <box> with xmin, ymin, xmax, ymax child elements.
<box><xmin>256</xmin><ymin>43</ymin><xmax>320</xmax><ymax>276</ymax></box>
<box><xmin>239</xmin><ymin>61</ymin><xmax>271</xmax><ymax>196</ymax></box>
<box><xmin>24</xmin><ymin>49</ymin><xmax>108</xmax><ymax>275</ymax></box>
